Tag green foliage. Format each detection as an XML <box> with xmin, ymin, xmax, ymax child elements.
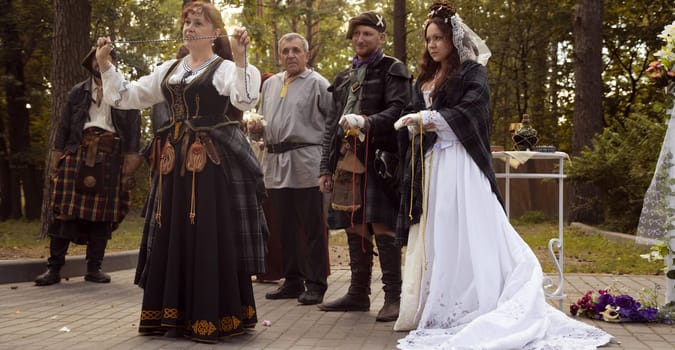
<box><xmin>602</xmin><ymin>0</ymin><xmax>675</xmax><ymax>123</ymax></box>
<box><xmin>91</xmin><ymin>0</ymin><xmax>184</xmax><ymax>79</ymax></box>
<box><xmin>512</xmin><ymin>210</ymin><xmax>551</xmax><ymax>224</ymax></box>
<box><xmin>0</xmin><ymin>0</ymin><xmax>53</xmax><ymax>167</ymax></box>
<box><xmin>567</xmin><ymin>112</ymin><xmax>667</xmax><ymax>233</ymax></box>
<box><xmin>240</xmin><ymin>0</ymin><xmax>353</xmax><ymax>81</ymax></box>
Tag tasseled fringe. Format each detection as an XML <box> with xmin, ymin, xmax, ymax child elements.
<box><xmin>185</xmin><ymin>137</ymin><xmax>207</xmax><ymax>224</ymax></box>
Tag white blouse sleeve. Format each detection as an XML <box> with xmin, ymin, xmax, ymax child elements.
<box><xmin>101</xmin><ymin>60</ymin><xmax>176</xmax><ymax>110</ymax></box>
<box><xmin>421</xmin><ymin>110</ymin><xmax>456</xmax><ymax>142</ymax></box>
<box><xmin>212</xmin><ymin>60</ymin><xmax>261</xmax><ymax>111</ymax></box>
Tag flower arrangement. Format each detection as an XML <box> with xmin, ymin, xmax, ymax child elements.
<box><xmin>243</xmin><ymin>109</ymin><xmax>266</xmax><ymax>141</ymax></box>
<box><xmin>512</xmin><ymin>114</ymin><xmax>538</xmax><ymax>151</ymax></box>
<box><xmin>570</xmin><ymin>288</ymin><xmax>674</xmax><ymax>324</ymax></box>
<box><xmin>243</xmin><ymin>109</ymin><xmax>265</xmax><ymax>123</ymax></box>
<box><xmin>647</xmin><ymin>20</ymin><xmax>675</xmax><ymax>92</ymax></box>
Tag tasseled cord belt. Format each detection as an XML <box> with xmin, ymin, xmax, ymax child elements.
<box><xmin>149</xmin><ymin>120</ymin><xmax>237</xmax><ymax>226</ymax></box>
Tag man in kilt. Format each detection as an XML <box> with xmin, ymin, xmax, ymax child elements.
<box><xmin>35</xmin><ymin>47</ymin><xmax>141</xmax><ymax>286</ymax></box>
<box><xmin>317</xmin><ymin>11</ymin><xmax>412</xmax><ymax>322</ymax></box>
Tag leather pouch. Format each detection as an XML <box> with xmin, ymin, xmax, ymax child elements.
<box><xmin>76</xmin><ymin>153</ymin><xmax>105</xmax><ymax>193</ymax></box>
<box><xmin>331</xmin><ymin>147</ymin><xmax>365</xmax><ymax>212</ymax></box>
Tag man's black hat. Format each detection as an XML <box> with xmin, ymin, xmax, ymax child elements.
<box><xmin>346</xmin><ymin>11</ymin><xmax>386</xmax><ymax>39</ymax></box>
<box><xmin>81</xmin><ymin>46</ymin><xmax>117</xmax><ymax>75</ymax></box>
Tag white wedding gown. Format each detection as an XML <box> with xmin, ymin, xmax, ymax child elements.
<box><xmin>395</xmin><ymin>95</ymin><xmax>612</xmax><ymax>349</ymax></box>
<box><xmin>636</xmin><ymin>94</ymin><xmax>675</xmax><ymax>304</ymax></box>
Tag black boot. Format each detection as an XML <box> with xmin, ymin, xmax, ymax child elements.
<box><xmin>265</xmin><ymin>279</ymin><xmax>304</xmax><ymax>299</ymax></box>
<box><xmin>85</xmin><ymin>238</ymin><xmax>111</xmax><ymax>283</ymax></box>
<box><xmin>375</xmin><ymin>234</ymin><xmax>401</xmax><ymax>322</ymax></box>
<box><xmin>318</xmin><ymin>233</ymin><xmax>372</xmax><ymax>312</ymax></box>
<box><xmin>35</xmin><ymin>237</ymin><xmax>69</xmax><ymax>286</ymax></box>
<box><xmin>34</xmin><ymin>268</ymin><xmax>61</xmax><ymax>286</ymax></box>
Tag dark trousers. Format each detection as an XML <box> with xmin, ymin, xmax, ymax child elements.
<box><xmin>266</xmin><ymin>187</ymin><xmax>329</xmax><ymax>292</ymax></box>
<box><xmin>47</xmin><ymin>220</ymin><xmax>109</xmax><ymax>271</ymax></box>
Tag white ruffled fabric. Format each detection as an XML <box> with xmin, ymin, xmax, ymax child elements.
<box><xmin>100</xmin><ymin>55</ymin><xmax>260</xmax><ymax>112</ymax></box>
<box><xmin>396</xmin><ymin>124</ymin><xmax>612</xmax><ymax>349</ymax></box>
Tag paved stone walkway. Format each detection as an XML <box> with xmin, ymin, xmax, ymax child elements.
<box><xmin>0</xmin><ymin>268</ymin><xmax>673</xmax><ymax>349</ymax></box>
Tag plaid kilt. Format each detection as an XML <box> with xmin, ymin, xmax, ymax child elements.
<box><xmin>327</xmin><ymin>158</ymin><xmax>398</xmax><ymax>230</ymax></box>
<box><xmin>51</xmin><ymin>149</ymin><xmax>129</xmax><ymax>223</ymax></box>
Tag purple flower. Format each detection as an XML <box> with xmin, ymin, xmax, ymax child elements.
<box><xmin>615</xmin><ymin>294</ymin><xmax>638</xmax><ymax>309</ymax></box>
<box><xmin>634</xmin><ymin>307</ymin><xmax>659</xmax><ymax>322</ymax></box>
<box><xmin>594</xmin><ymin>293</ymin><xmax>614</xmax><ymax>315</ymax></box>
<box><xmin>570</xmin><ymin>289</ymin><xmax>666</xmax><ymax>323</ymax></box>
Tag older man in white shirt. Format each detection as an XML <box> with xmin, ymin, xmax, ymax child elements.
<box><xmin>254</xmin><ymin>32</ymin><xmax>333</xmax><ymax>305</ymax></box>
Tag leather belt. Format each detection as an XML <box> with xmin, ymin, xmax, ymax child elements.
<box><xmin>266</xmin><ymin>142</ymin><xmax>319</xmax><ymax>154</ymax></box>
<box><xmin>82</xmin><ymin>128</ymin><xmax>118</xmax><ymax>166</ymax></box>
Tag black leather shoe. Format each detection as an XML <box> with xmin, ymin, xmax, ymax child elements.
<box><xmin>34</xmin><ymin>269</ymin><xmax>61</xmax><ymax>286</ymax></box>
<box><xmin>84</xmin><ymin>269</ymin><xmax>111</xmax><ymax>283</ymax></box>
<box><xmin>317</xmin><ymin>293</ymin><xmax>370</xmax><ymax>311</ymax></box>
<box><xmin>375</xmin><ymin>301</ymin><xmax>400</xmax><ymax>322</ymax></box>
<box><xmin>265</xmin><ymin>285</ymin><xmax>304</xmax><ymax>299</ymax></box>
<box><xmin>298</xmin><ymin>290</ymin><xmax>324</xmax><ymax>305</ymax></box>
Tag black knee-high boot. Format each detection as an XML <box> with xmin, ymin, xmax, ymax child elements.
<box><xmin>34</xmin><ymin>237</ymin><xmax>70</xmax><ymax>286</ymax></box>
<box><xmin>374</xmin><ymin>234</ymin><xmax>402</xmax><ymax>322</ymax></box>
<box><xmin>318</xmin><ymin>233</ymin><xmax>373</xmax><ymax>311</ymax></box>
<box><xmin>85</xmin><ymin>238</ymin><xmax>111</xmax><ymax>283</ymax></box>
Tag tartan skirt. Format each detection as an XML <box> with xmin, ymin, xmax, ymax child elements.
<box><xmin>51</xmin><ymin>148</ymin><xmax>129</xmax><ymax>224</ymax></box>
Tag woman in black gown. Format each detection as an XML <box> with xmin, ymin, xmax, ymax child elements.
<box><xmin>96</xmin><ymin>1</ymin><xmax>267</xmax><ymax>343</ymax></box>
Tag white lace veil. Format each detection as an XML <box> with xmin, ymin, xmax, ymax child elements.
<box><xmin>427</xmin><ymin>3</ymin><xmax>491</xmax><ymax>67</ymax></box>
<box><xmin>636</xmin><ymin>101</ymin><xmax>675</xmax><ymax>248</ymax></box>
<box><xmin>449</xmin><ymin>14</ymin><xmax>491</xmax><ymax>66</ymax></box>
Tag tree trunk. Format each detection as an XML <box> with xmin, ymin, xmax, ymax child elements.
<box><xmin>41</xmin><ymin>0</ymin><xmax>91</xmax><ymax>236</ymax></box>
<box><xmin>393</xmin><ymin>0</ymin><xmax>406</xmax><ymax>64</ymax></box>
<box><xmin>1</xmin><ymin>0</ymin><xmax>40</xmax><ymax>219</ymax></box>
<box><xmin>0</xmin><ymin>132</ymin><xmax>9</xmax><ymax>220</ymax></box>
<box><xmin>570</xmin><ymin>0</ymin><xmax>604</xmax><ymax>224</ymax></box>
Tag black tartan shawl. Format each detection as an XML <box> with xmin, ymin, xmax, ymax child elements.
<box><xmin>210</xmin><ymin>125</ymin><xmax>270</xmax><ymax>273</ymax></box>
<box><xmin>396</xmin><ymin>61</ymin><xmax>504</xmax><ymax>245</ymax></box>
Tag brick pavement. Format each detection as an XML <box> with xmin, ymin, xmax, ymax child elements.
<box><xmin>0</xmin><ymin>268</ymin><xmax>673</xmax><ymax>350</ymax></box>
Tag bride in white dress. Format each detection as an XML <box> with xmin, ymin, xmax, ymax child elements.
<box><xmin>393</xmin><ymin>3</ymin><xmax>612</xmax><ymax>349</ymax></box>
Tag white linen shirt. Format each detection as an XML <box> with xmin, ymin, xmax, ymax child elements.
<box><xmin>100</xmin><ymin>55</ymin><xmax>261</xmax><ymax>112</ymax></box>
<box><xmin>258</xmin><ymin>69</ymin><xmax>332</xmax><ymax>189</ymax></box>
<box><xmin>84</xmin><ymin>79</ymin><xmax>115</xmax><ymax>132</ymax></box>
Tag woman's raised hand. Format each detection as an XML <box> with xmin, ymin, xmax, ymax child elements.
<box><xmin>95</xmin><ymin>36</ymin><xmax>114</xmax><ymax>71</ymax></box>
<box><xmin>230</xmin><ymin>27</ymin><xmax>250</xmax><ymax>67</ymax></box>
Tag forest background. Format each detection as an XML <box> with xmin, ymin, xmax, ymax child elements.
<box><xmin>0</xmin><ymin>0</ymin><xmax>673</xmax><ymax>236</ymax></box>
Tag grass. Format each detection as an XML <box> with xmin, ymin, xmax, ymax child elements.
<box><xmin>514</xmin><ymin>221</ymin><xmax>659</xmax><ymax>275</ymax></box>
<box><xmin>0</xmin><ymin>212</ymin><xmax>665</xmax><ymax>276</ymax></box>
<box><xmin>0</xmin><ymin>214</ymin><xmax>146</xmax><ymax>260</ymax></box>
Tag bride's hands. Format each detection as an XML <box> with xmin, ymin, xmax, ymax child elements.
<box><xmin>395</xmin><ymin>111</ymin><xmax>437</xmax><ymax>133</ymax></box>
